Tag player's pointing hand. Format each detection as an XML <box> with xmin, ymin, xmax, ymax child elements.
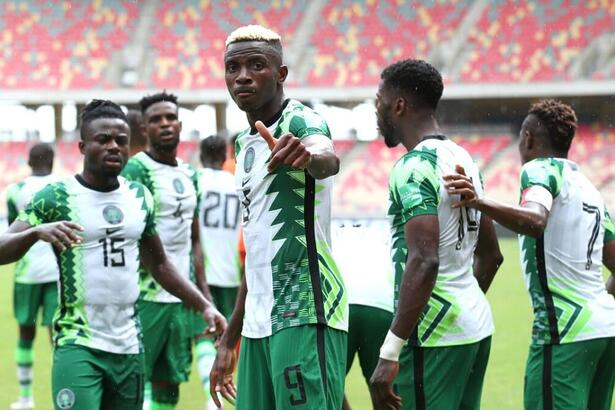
<box><xmin>35</xmin><ymin>221</ymin><xmax>84</xmax><ymax>252</ymax></box>
<box><xmin>255</xmin><ymin>120</ymin><xmax>312</xmax><ymax>172</ymax></box>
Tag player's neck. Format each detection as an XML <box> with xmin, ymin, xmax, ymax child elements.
<box><xmin>246</xmin><ymin>94</ymin><xmax>287</xmax><ymax>129</ymax></box>
<box><xmin>202</xmin><ymin>161</ymin><xmax>223</xmax><ymax>170</ymax></box>
<box><xmin>146</xmin><ymin>149</ymin><xmax>177</xmax><ymax>166</ymax></box>
<box><xmin>78</xmin><ymin>171</ymin><xmax>119</xmax><ymax>192</ymax></box>
<box><xmin>402</xmin><ymin>115</ymin><xmax>440</xmax><ymax>151</ymax></box>
<box><xmin>31</xmin><ymin>168</ymin><xmax>51</xmax><ymax>177</ymax></box>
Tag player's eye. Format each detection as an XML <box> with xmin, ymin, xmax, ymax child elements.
<box><xmin>226</xmin><ymin>64</ymin><xmax>237</xmax><ymax>73</ymax></box>
<box><xmin>253</xmin><ymin>62</ymin><xmax>264</xmax><ymax>70</ymax></box>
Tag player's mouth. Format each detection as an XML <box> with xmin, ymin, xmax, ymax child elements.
<box><xmin>103</xmin><ymin>155</ymin><xmax>123</xmax><ymax>168</ymax></box>
<box><xmin>158</xmin><ymin>130</ymin><xmax>176</xmax><ymax>141</ymax></box>
<box><xmin>234</xmin><ymin>88</ymin><xmax>256</xmax><ymax>99</ymax></box>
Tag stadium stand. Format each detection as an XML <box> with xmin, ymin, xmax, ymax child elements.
<box><xmin>147</xmin><ymin>0</ymin><xmax>306</xmax><ymax>89</ymax></box>
<box><xmin>459</xmin><ymin>0</ymin><xmax>615</xmax><ymax>82</ymax></box>
<box><xmin>306</xmin><ymin>0</ymin><xmax>468</xmax><ymax>87</ymax></box>
<box><xmin>0</xmin><ymin>0</ymin><xmax>138</xmax><ymax>89</ymax></box>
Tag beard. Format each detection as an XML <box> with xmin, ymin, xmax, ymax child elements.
<box><xmin>151</xmin><ymin>137</ymin><xmax>179</xmax><ymax>152</ymax></box>
<box><xmin>379</xmin><ymin>117</ymin><xmax>399</xmax><ymax>148</ymax></box>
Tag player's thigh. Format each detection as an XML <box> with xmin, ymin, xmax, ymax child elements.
<box><xmin>346</xmin><ymin>304</ymin><xmax>361</xmax><ymax>374</ymax></box>
<box><xmin>41</xmin><ymin>281</ymin><xmax>59</xmax><ymax>326</ymax></box>
<box><xmin>354</xmin><ymin>305</ymin><xmax>393</xmax><ymax>380</ymax></box>
<box><xmin>394</xmin><ymin>340</ymin><xmax>485</xmax><ymax>410</ymax></box>
<box><xmin>138</xmin><ymin>300</ymin><xmax>172</xmax><ymax>380</ymax></box>
<box><xmin>270</xmin><ymin>325</ymin><xmax>346</xmax><ymax>410</ymax></box>
<box><xmin>14</xmin><ymin>282</ymin><xmax>42</xmax><ymax>326</ymax></box>
<box><xmin>588</xmin><ymin>337</ymin><xmax>615</xmax><ymax>410</ymax></box>
<box><xmin>236</xmin><ymin>336</ymin><xmax>275</xmax><ymax>410</ymax></box>
<box><xmin>52</xmin><ymin>345</ymin><xmax>104</xmax><ymax>410</ymax></box>
<box><xmin>151</xmin><ymin>304</ymin><xmax>193</xmax><ymax>384</ymax></box>
<box><xmin>101</xmin><ymin>352</ymin><xmax>145</xmax><ymax>410</ymax></box>
<box><xmin>524</xmin><ymin>340</ymin><xmax>602</xmax><ymax>410</ymax></box>
<box><xmin>459</xmin><ymin>336</ymin><xmax>491</xmax><ymax>410</ymax></box>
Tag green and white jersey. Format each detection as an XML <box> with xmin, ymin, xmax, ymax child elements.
<box><xmin>198</xmin><ymin>168</ymin><xmax>242</xmax><ymax>288</ymax></box>
<box><xmin>17</xmin><ymin>175</ymin><xmax>157</xmax><ymax>354</ymax></box>
<box><xmin>518</xmin><ymin>158</ymin><xmax>615</xmax><ymax>345</ymax></box>
<box><xmin>235</xmin><ymin>99</ymin><xmax>347</xmax><ymax>338</ymax></box>
<box><xmin>7</xmin><ymin>175</ymin><xmax>59</xmax><ymax>284</ymax></box>
<box><xmin>122</xmin><ymin>152</ymin><xmax>199</xmax><ymax>303</ymax></box>
<box><xmin>388</xmin><ymin>137</ymin><xmax>494</xmax><ymax>347</ymax></box>
<box><xmin>332</xmin><ymin>221</ymin><xmax>394</xmax><ymax>313</ymax></box>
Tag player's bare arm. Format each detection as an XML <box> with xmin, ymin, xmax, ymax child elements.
<box><xmin>473</xmin><ymin>214</ymin><xmax>504</xmax><ymax>293</ymax></box>
<box><xmin>444</xmin><ymin>166</ymin><xmax>549</xmax><ymax>237</ymax></box>
<box><xmin>210</xmin><ymin>275</ymin><xmax>246</xmax><ymax>407</ymax></box>
<box><xmin>370</xmin><ymin>214</ymin><xmax>440</xmax><ymax>410</ymax></box>
<box><xmin>191</xmin><ymin>216</ymin><xmax>213</xmax><ymax>302</ymax></box>
<box><xmin>139</xmin><ymin>233</ymin><xmax>226</xmax><ymax>335</ymax></box>
<box><xmin>255</xmin><ymin>120</ymin><xmax>340</xmax><ymax>179</ymax></box>
<box><xmin>0</xmin><ymin>220</ymin><xmax>83</xmax><ymax>264</ymax></box>
<box><xmin>604</xmin><ymin>240</ymin><xmax>615</xmax><ymax>296</ymax></box>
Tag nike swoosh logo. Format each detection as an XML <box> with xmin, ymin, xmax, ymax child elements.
<box><xmin>105</xmin><ymin>227</ymin><xmax>121</xmax><ymax>235</ymax></box>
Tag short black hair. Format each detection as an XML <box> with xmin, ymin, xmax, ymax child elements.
<box><xmin>139</xmin><ymin>91</ymin><xmax>178</xmax><ymax>115</ymax></box>
<box><xmin>28</xmin><ymin>142</ymin><xmax>54</xmax><ymax>167</ymax></box>
<box><xmin>381</xmin><ymin>59</ymin><xmax>443</xmax><ymax>110</ymax></box>
<box><xmin>80</xmin><ymin>100</ymin><xmax>128</xmax><ymax>140</ymax></box>
<box><xmin>200</xmin><ymin>135</ymin><xmax>227</xmax><ymax>164</ymax></box>
<box><xmin>528</xmin><ymin>99</ymin><xmax>578</xmax><ymax>153</ymax></box>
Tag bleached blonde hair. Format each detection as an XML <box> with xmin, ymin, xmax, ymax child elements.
<box><xmin>225</xmin><ymin>25</ymin><xmax>282</xmax><ymax>47</ymax></box>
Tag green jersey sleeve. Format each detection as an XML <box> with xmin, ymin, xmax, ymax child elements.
<box><xmin>519</xmin><ymin>158</ymin><xmax>564</xmax><ymax>198</ymax></box>
<box><xmin>132</xmin><ymin>182</ymin><xmax>157</xmax><ymax>238</ymax></box>
<box><xmin>190</xmin><ymin>165</ymin><xmax>201</xmax><ymax>219</ymax></box>
<box><xmin>278</xmin><ymin>104</ymin><xmax>332</xmax><ymax>140</ymax></box>
<box><xmin>6</xmin><ymin>183</ymin><xmax>21</xmax><ymax>225</ymax></box>
<box><xmin>604</xmin><ymin>207</ymin><xmax>615</xmax><ymax>244</ymax></box>
<box><xmin>121</xmin><ymin>156</ymin><xmax>149</xmax><ymax>186</ymax></box>
<box><xmin>391</xmin><ymin>151</ymin><xmax>439</xmax><ymax>222</ymax></box>
<box><xmin>17</xmin><ymin>184</ymin><xmax>58</xmax><ymax>226</ymax></box>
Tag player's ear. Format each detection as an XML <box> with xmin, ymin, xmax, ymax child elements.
<box><xmin>78</xmin><ymin>140</ymin><xmax>86</xmax><ymax>155</ymax></box>
<box><xmin>178</xmin><ymin>121</ymin><xmax>182</xmax><ymax>134</ymax></box>
<box><xmin>277</xmin><ymin>65</ymin><xmax>288</xmax><ymax>84</ymax></box>
<box><xmin>394</xmin><ymin>96</ymin><xmax>406</xmax><ymax>116</ymax></box>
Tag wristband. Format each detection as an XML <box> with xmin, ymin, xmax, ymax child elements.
<box><xmin>379</xmin><ymin>330</ymin><xmax>407</xmax><ymax>361</ymax></box>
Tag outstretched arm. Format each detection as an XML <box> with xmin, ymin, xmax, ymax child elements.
<box><xmin>0</xmin><ymin>220</ymin><xmax>82</xmax><ymax>264</ymax></box>
<box><xmin>443</xmin><ymin>168</ymin><xmax>549</xmax><ymax>237</ymax></box>
<box><xmin>473</xmin><ymin>214</ymin><xmax>504</xmax><ymax>293</ymax></box>
<box><xmin>139</xmin><ymin>234</ymin><xmax>226</xmax><ymax>334</ymax></box>
<box><xmin>191</xmin><ymin>217</ymin><xmax>212</xmax><ymax>301</ymax></box>
<box><xmin>255</xmin><ymin>121</ymin><xmax>340</xmax><ymax>179</ymax></box>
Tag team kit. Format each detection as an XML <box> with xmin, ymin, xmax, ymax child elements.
<box><xmin>2</xmin><ymin>25</ymin><xmax>615</xmax><ymax>410</ymax></box>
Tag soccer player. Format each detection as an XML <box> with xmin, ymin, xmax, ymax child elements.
<box><xmin>444</xmin><ymin>99</ymin><xmax>615</xmax><ymax>410</ymax></box>
<box><xmin>331</xmin><ymin>222</ymin><xmax>393</xmax><ymax>410</ymax></box>
<box><xmin>369</xmin><ymin>59</ymin><xmax>503</xmax><ymax>409</ymax></box>
<box><xmin>121</xmin><ymin>92</ymin><xmax>210</xmax><ymax>410</ymax></box>
<box><xmin>0</xmin><ymin>100</ymin><xmax>225</xmax><ymax>410</ymax></box>
<box><xmin>7</xmin><ymin>143</ymin><xmax>58</xmax><ymax>410</ymax></box>
<box><xmin>210</xmin><ymin>25</ymin><xmax>348</xmax><ymax>409</ymax></box>
<box><xmin>195</xmin><ymin>134</ymin><xmax>243</xmax><ymax>409</ymax></box>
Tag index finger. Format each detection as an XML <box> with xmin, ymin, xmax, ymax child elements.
<box><xmin>61</xmin><ymin>221</ymin><xmax>85</xmax><ymax>231</ymax></box>
<box><xmin>455</xmin><ymin>164</ymin><xmax>467</xmax><ymax>176</ymax></box>
<box><xmin>255</xmin><ymin>120</ymin><xmax>277</xmax><ymax>150</ymax></box>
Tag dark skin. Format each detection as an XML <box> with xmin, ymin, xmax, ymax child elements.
<box><xmin>210</xmin><ymin>39</ymin><xmax>341</xmax><ymax>407</ymax></box>
<box><xmin>141</xmin><ymin>100</ymin><xmax>212</xmax><ymax>302</ymax></box>
<box><xmin>444</xmin><ymin>114</ymin><xmax>615</xmax><ymax>295</ymax></box>
<box><xmin>14</xmin><ymin>147</ymin><xmax>55</xmax><ymax>343</ymax></box>
<box><xmin>0</xmin><ymin>117</ymin><xmax>226</xmax><ymax>335</ymax></box>
<box><xmin>369</xmin><ymin>81</ymin><xmax>503</xmax><ymax>410</ymax></box>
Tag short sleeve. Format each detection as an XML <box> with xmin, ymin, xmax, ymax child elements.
<box><xmin>287</xmin><ymin>111</ymin><xmax>331</xmax><ymax>140</ymax></box>
<box><xmin>391</xmin><ymin>152</ymin><xmax>439</xmax><ymax>222</ymax></box>
<box><xmin>191</xmin><ymin>167</ymin><xmax>201</xmax><ymax>218</ymax></box>
<box><xmin>121</xmin><ymin>157</ymin><xmax>148</xmax><ymax>186</ymax></box>
<box><xmin>519</xmin><ymin>159</ymin><xmax>563</xmax><ymax>201</ymax></box>
<box><xmin>604</xmin><ymin>207</ymin><xmax>615</xmax><ymax>244</ymax></box>
<box><xmin>17</xmin><ymin>184</ymin><xmax>57</xmax><ymax>227</ymax></box>
<box><xmin>6</xmin><ymin>183</ymin><xmax>20</xmax><ymax>225</ymax></box>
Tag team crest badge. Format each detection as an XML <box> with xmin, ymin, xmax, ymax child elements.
<box><xmin>173</xmin><ymin>178</ymin><xmax>185</xmax><ymax>194</ymax></box>
<box><xmin>102</xmin><ymin>205</ymin><xmax>123</xmax><ymax>225</ymax></box>
<box><xmin>244</xmin><ymin>147</ymin><xmax>255</xmax><ymax>173</ymax></box>
<box><xmin>56</xmin><ymin>388</ymin><xmax>75</xmax><ymax>409</ymax></box>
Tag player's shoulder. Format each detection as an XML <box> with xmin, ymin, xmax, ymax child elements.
<box><xmin>520</xmin><ymin>157</ymin><xmax>565</xmax><ymax>194</ymax></box>
<box><xmin>6</xmin><ymin>180</ymin><xmax>25</xmax><ymax>198</ymax></box>
<box><xmin>277</xmin><ymin>99</ymin><xmax>331</xmax><ymax>139</ymax></box>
